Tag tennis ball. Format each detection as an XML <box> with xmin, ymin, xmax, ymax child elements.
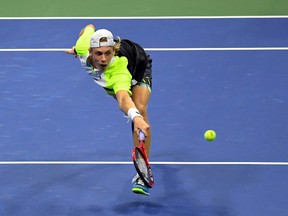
<box><xmin>204</xmin><ymin>130</ymin><xmax>216</xmax><ymax>141</ymax></box>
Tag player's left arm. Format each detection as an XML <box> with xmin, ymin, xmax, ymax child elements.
<box><xmin>65</xmin><ymin>24</ymin><xmax>96</xmax><ymax>57</ymax></box>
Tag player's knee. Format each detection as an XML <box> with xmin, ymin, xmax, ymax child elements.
<box><xmin>136</xmin><ymin>104</ymin><xmax>147</xmax><ymax>116</ymax></box>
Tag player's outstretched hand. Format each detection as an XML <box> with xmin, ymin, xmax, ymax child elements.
<box><xmin>133</xmin><ymin>117</ymin><xmax>150</xmax><ymax>137</ymax></box>
<box><xmin>65</xmin><ymin>46</ymin><xmax>78</xmax><ymax>58</ymax></box>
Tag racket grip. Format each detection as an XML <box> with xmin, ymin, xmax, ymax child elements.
<box><xmin>139</xmin><ymin>130</ymin><xmax>145</xmax><ymax>141</ymax></box>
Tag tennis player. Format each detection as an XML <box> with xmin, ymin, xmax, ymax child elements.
<box><xmin>66</xmin><ymin>24</ymin><xmax>153</xmax><ymax>196</ymax></box>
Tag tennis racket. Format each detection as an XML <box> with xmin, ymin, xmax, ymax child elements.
<box><xmin>132</xmin><ymin>130</ymin><xmax>154</xmax><ymax>188</ymax></box>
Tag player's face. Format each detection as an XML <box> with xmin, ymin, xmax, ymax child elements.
<box><xmin>90</xmin><ymin>46</ymin><xmax>115</xmax><ymax>71</ymax></box>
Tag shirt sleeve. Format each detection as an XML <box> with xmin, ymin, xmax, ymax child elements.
<box><xmin>113</xmin><ymin>74</ymin><xmax>132</xmax><ymax>95</ymax></box>
<box><xmin>75</xmin><ymin>26</ymin><xmax>95</xmax><ymax>57</ymax></box>
<box><xmin>106</xmin><ymin>57</ymin><xmax>132</xmax><ymax>95</ymax></box>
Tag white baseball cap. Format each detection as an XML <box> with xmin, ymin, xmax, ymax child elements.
<box><xmin>90</xmin><ymin>29</ymin><xmax>116</xmax><ymax>48</ymax></box>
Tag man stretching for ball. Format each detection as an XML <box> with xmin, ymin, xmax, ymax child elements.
<box><xmin>66</xmin><ymin>24</ymin><xmax>153</xmax><ymax>196</ymax></box>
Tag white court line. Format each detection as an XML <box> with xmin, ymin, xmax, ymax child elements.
<box><xmin>1</xmin><ymin>47</ymin><xmax>288</xmax><ymax>52</ymax></box>
<box><xmin>0</xmin><ymin>16</ymin><xmax>288</xmax><ymax>20</ymax></box>
<box><xmin>0</xmin><ymin>161</ymin><xmax>287</xmax><ymax>165</ymax></box>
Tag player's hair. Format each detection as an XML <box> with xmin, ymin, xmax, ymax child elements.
<box><xmin>98</xmin><ymin>36</ymin><xmax>121</xmax><ymax>56</ymax></box>
<box><xmin>114</xmin><ymin>36</ymin><xmax>121</xmax><ymax>55</ymax></box>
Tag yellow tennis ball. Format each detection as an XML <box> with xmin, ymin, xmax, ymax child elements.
<box><xmin>204</xmin><ymin>130</ymin><xmax>216</xmax><ymax>141</ymax></box>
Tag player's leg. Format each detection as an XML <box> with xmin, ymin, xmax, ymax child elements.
<box><xmin>131</xmin><ymin>55</ymin><xmax>153</xmax><ymax>195</ymax></box>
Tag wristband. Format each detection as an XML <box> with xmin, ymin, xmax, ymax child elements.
<box><xmin>73</xmin><ymin>47</ymin><xmax>77</xmax><ymax>55</ymax></box>
<box><xmin>127</xmin><ymin>108</ymin><xmax>143</xmax><ymax>121</ymax></box>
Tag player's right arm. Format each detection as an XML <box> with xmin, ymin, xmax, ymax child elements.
<box><xmin>116</xmin><ymin>90</ymin><xmax>150</xmax><ymax>135</ymax></box>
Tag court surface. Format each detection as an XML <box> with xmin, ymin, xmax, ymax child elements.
<box><xmin>0</xmin><ymin>17</ymin><xmax>288</xmax><ymax>216</ymax></box>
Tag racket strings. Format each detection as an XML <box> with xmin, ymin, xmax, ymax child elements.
<box><xmin>136</xmin><ymin>150</ymin><xmax>149</xmax><ymax>180</ymax></box>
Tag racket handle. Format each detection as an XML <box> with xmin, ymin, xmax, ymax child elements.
<box><xmin>139</xmin><ymin>130</ymin><xmax>145</xmax><ymax>141</ymax></box>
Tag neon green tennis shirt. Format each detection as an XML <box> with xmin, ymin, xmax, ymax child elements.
<box><xmin>75</xmin><ymin>26</ymin><xmax>132</xmax><ymax>95</ymax></box>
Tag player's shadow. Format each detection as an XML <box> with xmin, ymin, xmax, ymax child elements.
<box><xmin>113</xmin><ymin>201</ymin><xmax>164</xmax><ymax>215</ymax></box>
<box><xmin>114</xmin><ymin>165</ymin><xmax>234</xmax><ymax>216</ymax></box>
<box><xmin>134</xmin><ymin>165</ymin><xmax>233</xmax><ymax>216</ymax></box>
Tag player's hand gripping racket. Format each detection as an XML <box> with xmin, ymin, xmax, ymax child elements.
<box><xmin>132</xmin><ymin>130</ymin><xmax>154</xmax><ymax>188</ymax></box>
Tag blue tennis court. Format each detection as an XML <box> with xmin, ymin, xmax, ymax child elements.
<box><xmin>0</xmin><ymin>17</ymin><xmax>288</xmax><ymax>216</ymax></box>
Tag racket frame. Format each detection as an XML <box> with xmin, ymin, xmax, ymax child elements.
<box><xmin>132</xmin><ymin>131</ymin><xmax>154</xmax><ymax>188</ymax></box>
